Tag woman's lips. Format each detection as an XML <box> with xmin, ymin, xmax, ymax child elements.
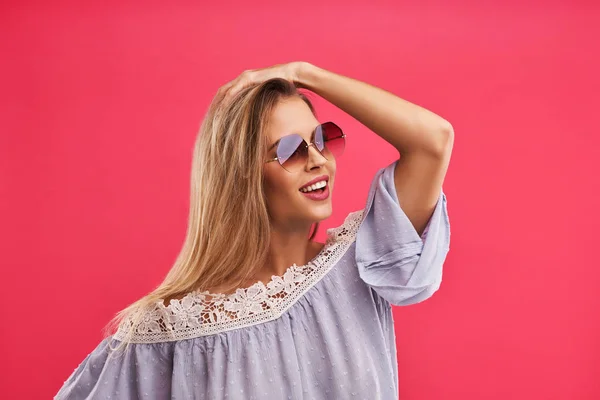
<box><xmin>299</xmin><ymin>175</ymin><xmax>329</xmax><ymax>190</ymax></box>
<box><xmin>300</xmin><ymin>184</ymin><xmax>329</xmax><ymax>201</ymax></box>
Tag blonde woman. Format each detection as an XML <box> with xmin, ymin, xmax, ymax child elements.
<box><xmin>55</xmin><ymin>61</ymin><xmax>453</xmax><ymax>399</ymax></box>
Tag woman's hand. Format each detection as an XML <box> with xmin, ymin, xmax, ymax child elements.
<box><xmin>217</xmin><ymin>61</ymin><xmax>308</xmax><ymax>104</ymax></box>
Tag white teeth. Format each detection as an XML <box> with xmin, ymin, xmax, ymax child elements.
<box><xmin>300</xmin><ymin>180</ymin><xmax>327</xmax><ymax>193</ymax></box>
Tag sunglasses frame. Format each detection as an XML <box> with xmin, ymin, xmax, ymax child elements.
<box><xmin>264</xmin><ymin>122</ymin><xmax>346</xmax><ymax>169</ymax></box>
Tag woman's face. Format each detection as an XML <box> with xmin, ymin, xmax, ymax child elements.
<box><xmin>263</xmin><ymin>97</ymin><xmax>336</xmax><ymax>229</ymax></box>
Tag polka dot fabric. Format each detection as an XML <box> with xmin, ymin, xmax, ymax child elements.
<box><xmin>55</xmin><ymin>161</ymin><xmax>451</xmax><ymax>400</ymax></box>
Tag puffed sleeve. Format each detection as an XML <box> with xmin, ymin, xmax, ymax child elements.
<box><xmin>355</xmin><ymin>160</ymin><xmax>451</xmax><ymax>306</ymax></box>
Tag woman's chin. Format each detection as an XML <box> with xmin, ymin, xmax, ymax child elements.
<box><xmin>308</xmin><ymin>203</ymin><xmax>333</xmax><ymax>222</ymax></box>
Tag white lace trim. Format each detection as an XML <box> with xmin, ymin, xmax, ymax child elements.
<box><xmin>114</xmin><ymin>210</ymin><xmax>365</xmax><ymax>343</ymax></box>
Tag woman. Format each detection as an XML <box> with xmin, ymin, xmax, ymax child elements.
<box><xmin>55</xmin><ymin>61</ymin><xmax>453</xmax><ymax>399</ymax></box>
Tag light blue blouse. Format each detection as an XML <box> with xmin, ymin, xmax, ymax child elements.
<box><xmin>55</xmin><ymin>160</ymin><xmax>451</xmax><ymax>400</ymax></box>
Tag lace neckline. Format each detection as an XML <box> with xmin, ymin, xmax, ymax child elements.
<box><xmin>191</xmin><ymin>241</ymin><xmax>328</xmax><ymax>299</ymax></box>
<box><xmin>114</xmin><ymin>209</ymin><xmax>364</xmax><ymax>343</ymax></box>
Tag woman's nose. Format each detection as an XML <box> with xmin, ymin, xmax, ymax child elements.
<box><xmin>305</xmin><ymin>144</ymin><xmax>327</xmax><ymax>170</ymax></box>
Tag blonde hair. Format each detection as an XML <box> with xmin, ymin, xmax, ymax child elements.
<box><xmin>104</xmin><ymin>78</ymin><xmax>319</xmax><ymax>355</ymax></box>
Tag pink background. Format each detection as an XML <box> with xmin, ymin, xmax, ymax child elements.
<box><xmin>2</xmin><ymin>1</ymin><xmax>599</xmax><ymax>399</ymax></box>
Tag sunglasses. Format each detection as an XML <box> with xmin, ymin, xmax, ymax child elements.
<box><xmin>265</xmin><ymin>121</ymin><xmax>346</xmax><ymax>172</ymax></box>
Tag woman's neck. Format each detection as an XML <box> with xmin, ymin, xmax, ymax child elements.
<box><xmin>263</xmin><ymin>224</ymin><xmax>319</xmax><ymax>278</ymax></box>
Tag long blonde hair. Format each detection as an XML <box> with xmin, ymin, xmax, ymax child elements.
<box><xmin>104</xmin><ymin>78</ymin><xmax>319</xmax><ymax>354</ymax></box>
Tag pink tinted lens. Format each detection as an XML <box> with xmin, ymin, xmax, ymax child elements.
<box><xmin>322</xmin><ymin>122</ymin><xmax>345</xmax><ymax>158</ymax></box>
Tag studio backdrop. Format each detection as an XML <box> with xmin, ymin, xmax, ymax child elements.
<box><xmin>1</xmin><ymin>1</ymin><xmax>598</xmax><ymax>399</ymax></box>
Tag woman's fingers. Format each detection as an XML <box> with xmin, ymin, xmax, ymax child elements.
<box><xmin>216</xmin><ymin>63</ymin><xmax>298</xmax><ymax>106</ymax></box>
<box><xmin>215</xmin><ymin>81</ymin><xmax>233</xmax><ymax>101</ymax></box>
<box><xmin>227</xmin><ymin>70</ymin><xmax>259</xmax><ymax>98</ymax></box>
